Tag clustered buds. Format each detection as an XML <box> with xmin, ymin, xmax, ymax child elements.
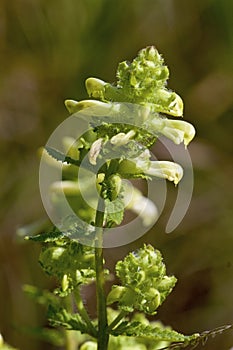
<box><xmin>58</xmin><ymin>47</ymin><xmax>196</xmax><ymax>227</ymax></box>
<box><xmin>107</xmin><ymin>244</ymin><xmax>177</xmax><ymax>315</ymax></box>
<box><xmin>50</xmin><ymin>46</ymin><xmax>196</xmax><ymax>227</ymax></box>
<box><xmin>26</xmin><ymin>47</ymin><xmax>202</xmax><ymax>350</ymax></box>
<box><xmin>39</xmin><ymin>240</ymin><xmax>96</xmax><ymax>295</ymax></box>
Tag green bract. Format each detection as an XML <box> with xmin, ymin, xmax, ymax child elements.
<box><xmin>85</xmin><ymin>47</ymin><xmax>183</xmax><ymax>117</ymax></box>
<box><xmin>39</xmin><ymin>240</ymin><xmax>96</xmax><ymax>294</ymax></box>
<box><xmin>107</xmin><ymin>245</ymin><xmax>176</xmax><ymax>315</ymax></box>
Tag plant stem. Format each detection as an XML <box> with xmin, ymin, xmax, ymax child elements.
<box><xmin>74</xmin><ymin>288</ymin><xmax>97</xmax><ymax>337</ymax></box>
<box><xmin>95</xmin><ymin>197</ymin><xmax>109</xmax><ymax>350</ymax></box>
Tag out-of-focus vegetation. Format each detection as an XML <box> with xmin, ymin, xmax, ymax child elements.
<box><xmin>0</xmin><ymin>0</ymin><xmax>232</xmax><ymax>349</ymax></box>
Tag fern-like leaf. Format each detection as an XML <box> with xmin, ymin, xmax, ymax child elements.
<box><xmin>47</xmin><ymin>305</ymin><xmax>91</xmax><ymax>335</ymax></box>
<box><xmin>159</xmin><ymin>324</ymin><xmax>233</xmax><ymax>349</ymax></box>
<box><xmin>110</xmin><ymin>321</ymin><xmax>199</xmax><ymax>344</ymax></box>
<box><xmin>45</xmin><ymin>146</ymin><xmax>81</xmax><ymax>166</ymax></box>
<box><xmin>25</xmin><ymin>227</ymin><xmax>66</xmax><ymax>242</ymax></box>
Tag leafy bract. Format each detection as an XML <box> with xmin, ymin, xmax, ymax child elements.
<box><xmin>25</xmin><ymin>227</ymin><xmax>65</xmax><ymax>243</ymax></box>
<box><xmin>45</xmin><ymin>146</ymin><xmax>81</xmax><ymax>167</ymax></box>
<box><xmin>107</xmin><ymin>244</ymin><xmax>176</xmax><ymax>314</ymax></box>
<box><xmin>39</xmin><ymin>239</ymin><xmax>96</xmax><ymax>295</ymax></box>
<box><xmin>47</xmin><ymin>305</ymin><xmax>89</xmax><ymax>334</ymax></box>
<box><xmin>111</xmin><ymin>321</ymin><xmax>199</xmax><ymax>344</ymax></box>
<box><xmin>105</xmin><ymin>198</ymin><xmax>125</xmax><ymax>226</ymax></box>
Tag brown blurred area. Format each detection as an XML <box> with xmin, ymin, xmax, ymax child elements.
<box><xmin>0</xmin><ymin>0</ymin><xmax>233</xmax><ymax>349</ymax></box>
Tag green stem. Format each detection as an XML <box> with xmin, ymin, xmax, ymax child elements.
<box><xmin>108</xmin><ymin>310</ymin><xmax>128</xmax><ymax>332</ymax></box>
<box><xmin>74</xmin><ymin>288</ymin><xmax>97</xmax><ymax>337</ymax></box>
<box><xmin>95</xmin><ymin>198</ymin><xmax>109</xmax><ymax>350</ymax></box>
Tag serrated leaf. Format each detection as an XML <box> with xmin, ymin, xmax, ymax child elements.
<box><xmin>45</xmin><ymin>146</ymin><xmax>81</xmax><ymax>167</ymax></box>
<box><xmin>47</xmin><ymin>306</ymin><xmax>89</xmax><ymax>335</ymax></box>
<box><xmin>155</xmin><ymin>324</ymin><xmax>233</xmax><ymax>349</ymax></box>
<box><xmin>25</xmin><ymin>227</ymin><xmax>66</xmax><ymax>243</ymax></box>
<box><xmin>105</xmin><ymin>198</ymin><xmax>125</xmax><ymax>225</ymax></box>
<box><xmin>110</xmin><ymin>321</ymin><xmax>199</xmax><ymax>345</ymax></box>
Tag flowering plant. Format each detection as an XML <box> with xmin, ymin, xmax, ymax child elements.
<box><xmin>17</xmin><ymin>47</ymin><xmax>231</xmax><ymax>350</ymax></box>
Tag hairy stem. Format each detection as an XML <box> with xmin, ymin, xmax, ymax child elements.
<box><xmin>95</xmin><ymin>198</ymin><xmax>109</xmax><ymax>350</ymax></box>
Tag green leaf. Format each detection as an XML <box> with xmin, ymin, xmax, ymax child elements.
<box><xmin>105</xmin><ymin>197</ymin><xmax>125</xmax><ymax>226</ymax></box>
<box><xmin>110</xmin><ymin>321</ymin><xmax>199</xmax><ymax>344</ymax></box>
<box><xmin>160</xmin><ymin>325</ymin><xmax>233</xmax><ymax>350</ymax></box>
<box><xmin>45</xmin><ymin>146</ymin><xmax>81</xmax><ymax>167</ymax></box>
<box><xmin>47</xmin><ymin>305</ymin><xmax>90</xmax><ymax>335</ymax></box>
<box><xmin>25</xmin><ymin>227</ymin><xmax>66</xmax><ymax>243</ymax></box>
<box><xmin>39</xmin><ymin>239</ymin><xmax>96</xmax><ymax>293</ymax></box>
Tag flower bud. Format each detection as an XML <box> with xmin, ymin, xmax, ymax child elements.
<box><xmin>107</xmin><ymin>174</ymin><xmax>122</xmax><ymax>201</ymax></box>
<box><xmin>62</xmin><ymin>274</ymin><xmax>69</xmax><ymax>292</ymax></box>
<box><xmin>158</xmin><ymin>275</ymin><xmax>177</xmax><ymax>292</ymax></box>
<box><xmin>85</xmin><ymin>77</ymin><xmax>106</xmax><ymax>99</ymax></box>
<box><xmin>110</xmin><ymin>130</ymin><xmax>135</xmax><ymax>146</ymax></box>
<box><xmin>144</xmin><ymin>288</ymin><xmax>161</xmax><ymax>313</ymax></box>
<box><xmin>155</xmin><ymin>89</ymin><xmax>183</xmax><ymax>117</ymax></box>
<box><xmin>65</xmin><ymin>99</ymin><xmax>114</xmax><ymax>115</ymax></box>
<box><xmin>107</xmin><ymin>286</ymin><xmax>126</xmax><ymax>305</ymax></box>
<box><xmin>145</xmin><ymin>161</ymin><xmax>183</xmax><ymax>185</ymax></box>
<box><xmin>150</xmin><ymin>118</ymin><xmax>196</xmax><ymax>146</ymax></box>
<box><xmin>119</xmin><ymin>155</ymin><xmax>183</xmax><ymax>186</ymax></box>
<box><xmin>88</xmin><ymin>138</ymin><xmax>103</xmax><ymax>165</ymax></box>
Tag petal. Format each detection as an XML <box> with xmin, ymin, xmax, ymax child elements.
<box><xmin>146</xmin><ymin>161</ymin><xmax>183</xmax><ymax>185</ymax></box>
<box><xmin>88</xmin><ymin>138</ymin><xmax>103</xmax><ymax>165</ymax></box>
<box><xmin>110</xmin><ymin>130</ymin><xmax>135</xmax><ymax>146</ymax></box>
<box><xmin>150</xmin><ymin>117</ymin><xmax>196</xmax><ymax>146</ymax></box>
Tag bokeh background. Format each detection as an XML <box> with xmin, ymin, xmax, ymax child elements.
<box><xmin>0</xmin><ymin>0</ymin><xmax>233</xmax><ymax>349</ymax></box>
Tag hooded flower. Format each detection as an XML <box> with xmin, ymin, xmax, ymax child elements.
<box><xmin>148</xmin><ymin>117</ymin><xmax>196</xmax><ymax>147</ymax></box>
<box><xmin>88</xmin><ymin>138</ymin><xmax>103</xmax><ymax>165</ymax></box>
<box><xmin>118</xmin><ymin>150</ymin><xmax>183</xmax><ymax>185</ymax></box>
<box><xmin>145</xmin><ymin>161</ymin><xmax>183</xmax><ymax>185</ymax></box>
<box><xmin>110</xmin><ymin>130</ymin><xmax>135</xmax><ymax>146</ymax></box>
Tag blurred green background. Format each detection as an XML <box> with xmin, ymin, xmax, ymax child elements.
<box><xmin>0</xmin><ymin>0</ymin><xmax>233</xmax><ymax>349</ymax></box>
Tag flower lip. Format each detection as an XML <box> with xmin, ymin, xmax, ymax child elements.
<box><xmin>144</xmin><ymin>161</ymin><xmax>184</xmax><ymax>185</ymax></box>
<box><xmin>88</xmin><ymin>138</ymin><xmax>103</xmax><ymax>165</ymax></box>
<box><xmin>149</xmin><ymin>117</ymin><xmax>196</xmax><ymax>147</ymax></box>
